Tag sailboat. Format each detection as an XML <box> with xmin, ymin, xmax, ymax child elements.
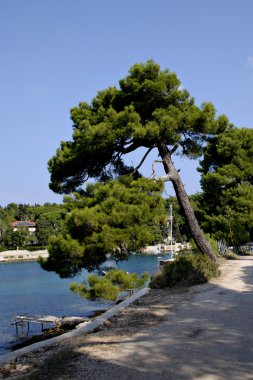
<box><xmin>158</xmin><ymin>205</ymin><xmax>175</xmax><ymax>266</ymax></box>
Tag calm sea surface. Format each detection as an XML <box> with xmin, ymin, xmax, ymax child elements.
<box><xmin>0</xmin><ymin>253</ymin><xmax>162</xmax><ymax>356</ymax></box>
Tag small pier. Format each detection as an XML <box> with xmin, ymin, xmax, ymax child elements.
<box><xmin>12</xmin><ymin>314</ymin><xmax>61</xmax><ymax>334</ymax></box>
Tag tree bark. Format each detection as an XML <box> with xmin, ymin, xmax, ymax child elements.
<box><xmin>158</xmin><ymin>142</ymin><xmax>217</xmax><ymax>262</ymax></box>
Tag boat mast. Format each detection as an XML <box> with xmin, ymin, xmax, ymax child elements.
<box><xmin>166</xmin><ymin>205</ymin><xmax>173</xmax><ymax>252</ymax></box>
<box><xmin>170</xmin><ymin>204</ymin><xmax>173</xmax><ymax>252</ymax></box>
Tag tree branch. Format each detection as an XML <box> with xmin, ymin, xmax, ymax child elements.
<box><xmin>157</xmin><ymin>174</ymin><xmax>174</xmax><ymax>182</ymax></box>
<box><xmin>117</xmin><ymin>138</ymin><xmax>156</xmax><ymax>154</ymax></box>
<box><xmin>150</xmin><ymin>160</ymin><xmax>163</xmax><ymax>180</ymax></box>
<box><xmin>150</xmin><ymin>159</ymin><xmax>174</xmax><ymax>182</ymax></box>
<box><xmin>119</xmin><ymin>141</ymin><xmax>142</xmax><ymax>154</ymax></box>
<box><xmin>150</xmin><ymin>160</ymin><xmax>163</xmax><ymax>179</ymax></box>
<box><xmin>169</xmin><ymin>143</ymin><xmax>179</xmax><ymax>155</ymax></box>
<box><xmin>133</xmin><ymin>147</ymin><xmax>153</xmax><ymax>174</ymax></box>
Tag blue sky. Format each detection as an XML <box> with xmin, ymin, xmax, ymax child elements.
<box><xmin>1</xmin><ymin>0</ymin><xmax>253</xmax><ymax>206</ymax></box>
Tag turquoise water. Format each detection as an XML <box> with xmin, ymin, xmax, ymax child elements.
<box><xmin>0</xmin><ymin>253</ymin><xmax>162</xmax><ymax>356</ymax></box>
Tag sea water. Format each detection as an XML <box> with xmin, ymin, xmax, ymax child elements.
<box><xmin>0</xmin><ymin>253</ymin><xmax>161</xmax><ymax>356</ymax></box>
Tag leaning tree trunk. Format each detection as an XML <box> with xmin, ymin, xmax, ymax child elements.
<box><xmin>158</xmin><ymin>143</ymin><xmax>217</xmax><ymax>262</ymax></box>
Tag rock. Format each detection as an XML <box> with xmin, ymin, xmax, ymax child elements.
<box><xmin>103</xmin><ymin>320</ymin><xmax>112</xmax><ymax>328</ymax></box>
<box><xmin>58</xmin><ymin>317</ymin><xmax>89</xmax><ymax>328</ymax></box>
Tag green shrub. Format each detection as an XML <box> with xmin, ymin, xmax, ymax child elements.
<box><xmin>190</xmin><ymin>234</ymin><xmax>219</xmax><ymax>256</ymax></box>
<box><xmin>223</xmin><ymin>250</ymin><xmax>237</xmax><ymax>260</ymax></box>
<box><xmin>150</xmin><ymin>253</ymin><xmax>220</xmax><ymax>289</ymax></box>
<box><xmin>70</xmin><ymin>269</ymin><xmax>149</xmax><ymax>301</ymax></box>
<box><xmin>25</xmin><ymin>246</ymin><xmax>48</xmax><ymax>252</ymax></box>
<box><xmin>70</xmin><ymin>278</ymin><xmax>120</xmax><ymax>301</ymax></box>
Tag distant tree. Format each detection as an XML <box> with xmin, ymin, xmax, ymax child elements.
<box><xmin>199</xmin><ymin>128</ymin><xmax>253</xmax><ymax>245</ymax></box>
<box><xmin>35</xmin><ymin>209</ymin><xmax>65</xmax><ymax>246</ymax></box>
<box><xmin>5</xmin><ymin>203</ymin><xmax>19</xmax><ymax>220</ymax></box>
<box><xmin>3</xmin><ymin>227</ymin><xmax>30</xmax><ymax>249</ymax></box>
<box><xmin>0</xmin><ymin>203</ymin><xmax>66</xmax><ymax>249</ymax></box>
<box><xmin>4</xmin><ymin>203</ymin><xmax>32</xmax><ymax>222</ymax></box>
<box><xmin>16</xmin><ymin>204</ymin><xmax>31</xmax><ymax>221</ymax></box>
<box><xmin>35</xmin><ymin>218</ymin><xmax>55</xmax><ymax>246</ymax></box>
<box><xmin>28</xmin><ymin>203</ymin><xmax>65</xmax><ymax>222</ymax></box>
<box><xmin>0</xmin><ymin>207</ymin><xmax>9</xmax><ymax>241</ymax></box>
<box><xmin>48</xmin><ymin>60</ymin><xmax>231</xmax><ymax>261</ymax></box>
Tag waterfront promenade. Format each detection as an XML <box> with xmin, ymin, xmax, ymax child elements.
<box><xmin>1</xmin><ymin>257</ymin><xmax>253</xmax><ymax>379</ymax></box>
<box><xmin>0</xmin><ymin>250</ymin><xmax>48</xmax><ymax>263</ymax></box>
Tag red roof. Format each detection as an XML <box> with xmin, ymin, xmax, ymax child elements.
<box><xmin>12</xmin><ymin>221</ymin><xmax>36</xmax><ymax>227</ymax></box>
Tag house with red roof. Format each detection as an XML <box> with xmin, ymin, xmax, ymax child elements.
<box><xmin>12</xmin><ymin>221</ymin><xmax>36</xmax><ymax>233</ymax></box>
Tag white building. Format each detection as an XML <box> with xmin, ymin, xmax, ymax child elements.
<box><xmin>12</xmin><ymin>221</ymin><xmax>36</xmax><ymax>233</ymax></box>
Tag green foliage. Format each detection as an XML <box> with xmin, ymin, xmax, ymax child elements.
<box><xmin>29</xmin><ymin>203</ymin><xmax>66</xmax><ymax>246</ymax></box>
<box><xmin>41</xmin><ymin>177</ymin><xmax>166</xmax><ymax>277</ymax></box>
<box><xmin>70</xmin><ymin>269</ymin><xmax>149</xmax><ymax>301</ymax></box>
<box><xmin>190</xmin><ymin>233</ymin><xmax>219</xmax><ymax>256</ymax></box>
<box><xmin>47</xmin><ymin>60</ymin><xmax>232</xmax><ymax>263</ymax></box>
<box><xmin>199</xmin><ymin>128</ymin><xmax>253</xmax><ymax>245</ymax></box>
<box><xmin>105</xmin><ymin>269</ymin><xmax>149</xmax><ymax>289</ymax></box>
<box><xmin>2</xmin><ymin>204</ymin><xmax>30</xmax><ymax>221</ymax></box>
<box><xmin>223</xmin><ymin>250</ymin><xmax>237</xmax><ymax>260</ymax></box>
<box><xmin>39</xmin><ymin>234</ymin><xmax>84</xmax><ymax>278</ymax></box>
<box><xmin>35</xmin><ymin>218</ymin><xmax>55</xmax><ymax>246</ymax></box>
<box><xmin>70</xmin><ymin>278</ymin><xmax>120</xmax><ymax>301</ymax></box>
<box><xmin>48</xmin><ymin>60</ymin><xmax>230</xmax><ymax>194</ymax></box>
<box><xmin>0</xmin><ymin>202</ymin><xmax>66</xmax><ymax>249</ymax></box>
<box><xmin>150</xmin><ymin>253</ymin><xmax>220</xmax><ymax>289</ymax></box>
<box><xmin>2</xmin><ymin>227</ymin><xmax>30</xmax><ymax>249</ymax></box>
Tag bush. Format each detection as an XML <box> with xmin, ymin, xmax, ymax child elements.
<box><xmin>70</xmin><ymin>278</ymin><xmax>120</xmax><ymax>301</ymax></box>
<box><xmin>25</xmin><ymin>246</ymin><xmax>48</xmax><ymax>251</ymax></box>
<box><xmin>223</xmin><ymin>250</ymin><xmax>237</xmax><ymax>260</ymax></box>
<box><xmin>190</xmin><ymin>234</ymin><xmax>219</xmax><ymax>257</ymax></box>
<box><xmin>70</xmin><ymin>269</ymin><xmax>149</xmax><ymax>301</ymax></box>
<box><xmin>150</xmin><ymin>253</ymin><xmax>220</xmax><ymax>289</ymax></box>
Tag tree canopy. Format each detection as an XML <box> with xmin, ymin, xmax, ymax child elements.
<box><xmin>41</xmin><ymin>177</ymin><xmax>166</xmax><ymax>277</ymax></box>
<box><xmin>48</xmin><ymin>60</ymin><xmax>232</xmax><ymax>261</ymax></box>
<box><xmin>49</xmin><ymin>60</ymin><xmax>230</xmax><ymax>194</ymax></box>
<box><xmin>198</xmin><ymin>127</ymin><xmax>253</xmax><ymax>245</ymax></box>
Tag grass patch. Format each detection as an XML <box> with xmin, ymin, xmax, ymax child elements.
<box><xmin>223</xmin><ymin>250</ymin><xmax>237</xmax><ymax>260</ymax></box>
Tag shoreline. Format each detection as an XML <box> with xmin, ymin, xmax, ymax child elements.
<box><xmin>0</xmin><ymin>288</ymin><xmax>149</xmax><ymax>367</ymax></box>
<box><xmin>0</xmin><ymin>250</ymin><xmax>49</xmax><ymax>263</ymax></box>
<box><xmin>0</xmin><ymin>249</ymin><xmax>172</xmax><ymax>264</ymax></box>
<box><xmin>2</xmin><ymin>258</ymin><xmax>253</xmax><ymax>379</ymax></box>
<box><xmin>1</xmin><ymin>259</ymin><xmax>252</xmax><ymax>379</ymax></box>
<box><xmin>9</xmin><ymin>310</ymin><xmax>107</xmax><ymax>352</ymax></box>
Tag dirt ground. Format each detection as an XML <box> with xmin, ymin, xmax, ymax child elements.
<box><xmin>1</xmin><ymin>257</ymin><xmax>253</xmax><ymax>380</ymax></box>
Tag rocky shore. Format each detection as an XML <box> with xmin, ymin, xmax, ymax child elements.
<box><xmin>0</xmin><ymin>250</ymin><xmax>48</xmax><ymax>263</ymax></box>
